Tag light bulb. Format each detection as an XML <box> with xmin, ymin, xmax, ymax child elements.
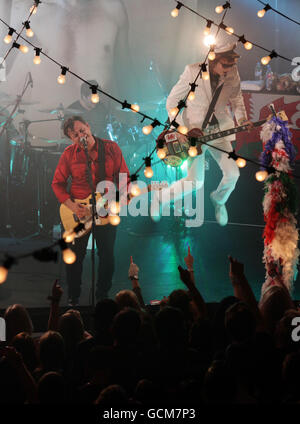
<box><xmin>244</xmin><ymin>41</ymin><xmax>253</xmax><ymax>50</ymax></box>
<box><xmin>202</xmin><ymin>71</ymin><xmax>209</xmax><ymax>81</ymax></box>
<box><xmin>178</xmin><ymin>125</ymin><xmax>188</xmax><ymax>135</ymax></box>
<box><xmin>110</xmin><ymin>201</ymin><xmax>120</xmax><ymax>215</ymax></box>
<box><xmin>170</xmin><ymin>107</ymin><xmax>179</xmax><ymax>117</ymax></box>
<box><xmin>208</xmin><ymin>51</ymin><xmax>216</xmax><ymax>61</ymax></box>
<box><xmin>236</xmin><ymin>158</ymin><xmax>246</xmax><ymax>168</ymax></box>
<box><xmin>19</xmin><ymin>45</ymin><xmax>29</xmax><ymax>53</ymax></box>
<box><xmin>109</xmin><ymin>215</ymin><xmax>121</xmax><ymax>226</ymax></box>
<box><xmin>188</xmin><ymin>146</ymin><xmax>198</xmax><ymax>157</ymax></box>
<box><xmin>62</xmin><ymin>248</ymin><xmax>76</xmax><ymax>264</ymax></box>
<box><xmin>204</xmin><ymin>35</ymin><xmax>216</xmax><ymax>47</ymax></box>
<box><xmin>257</xmin><ymin>9</ymin><xmax>265</xmax><ymax>18</ymax></box>
<box><xmin>157</xmin><ymin>148</ymin><xmax>166</xmax><ymax>159</ymax></box>
<box><xmin>91</xmin><ymin>93</ymin><xmax>100</xmax><ymax>103</ymax></box>
<box><xmin>63</xmin><ymin>230</ymin><xmax>76</xmax><ymax>243</ymax></box>
<box><xmin>188</xmin><ymin>91</ymin><xmax>195</xmax><ymax>101</ymax></box>
<box><xmin>131</xmin><ymin>183</ymin><xmax>141</xmax><ymax>197</ymax></box>
<box><xmin>144</xmin><ymin>167</ymin><xmax>154</xmax><ymax>178</ymax></box>
<box><xmin>30</xmin><ymin>5</ymin><xmax>37</xmax><ymax>14</ymax></box>
<box><xmin>131</xmin><ymin>104</ymin><xmax>140</xmax><ymax>113</ymax></box>
<box><xmin>4</xmin><ymin>34</ymin><xmax>12</xmax><ymax>44</ymax></box>
<box><xmin>142</xmin><ymin>125</ymin><xmax>153</xmax><ymax>135</ymax></box>
<box><xmin>215</xmin><ymin>5</ymin><xmax>224</xmax><ymax>13</ymax></box>
<box><xmin>33</xmin><ymin>55</ymin><xmax>41</xmax><ymax>65</ymax></box>
<box><xmin>225</xmin><ymin>26</ymin><xmax>234</xmax><ymax>35</ymax></box>
<box><xmin>0</xmin><ymin>266</ymin><xmax>8</xmax><ymax>284</ymax></box>
<box><xmin>57</xmin><ymin>74</ymin><xmax>66</xmax><ymax>84</ymax></box>
<box><xmin>255</xmin><ymin>170</ymin><xmax>268</xmax><ymax>181</ymax></box>
<box><xmin>26</xmin><ymin>28</ymin><xmax>34</xmax><ymax>37</ymax></box>
<box><xmin>171</xmin><ymin>8</ymin><xmax>179</xmax><ymax>18</ymax></box>
<box><xmin>261</xmin><ymin>56</ymin><xmax>271</xmax><ymax>65</ymax></box>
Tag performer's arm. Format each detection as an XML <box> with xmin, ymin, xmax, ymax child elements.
<box><xmin>166</xmin><ymin>65</ymin><xmax>193</xmax><ymax>121</ymax></box>
<box><xmin>229</xmin><ymin>67</ymin><xmax>252</xmax><ymax>126</ymax></box>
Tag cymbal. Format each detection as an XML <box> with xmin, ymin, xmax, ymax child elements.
<box><xmin>38</xmin><ymin>106</ymin><xmax>84</xmax><ymax>115</ymax></box>
<box><xmin>1</xmin><ymin>99</ymin><xmax>40</xmax><ymax>106</ymax></box>
<box><xmin>45</xmin><ymin>138</ymin><xmax>71</xmax><ymax>144</ymax></box>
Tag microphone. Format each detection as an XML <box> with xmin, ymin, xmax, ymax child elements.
<box><xmin>80</xmin><ymin>136</ymin><xmax>87</xmax><ymax>148</ymax></box>
<box><xmin>28</xmin><ymin>72</ymin><xmax>33</xmax><ymax>88</ymax></box>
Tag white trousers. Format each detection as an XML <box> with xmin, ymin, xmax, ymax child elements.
<box><xmin>159</xmin><ymin>139</ymin><xmax>240</xmax><ymax>206</ymax></box>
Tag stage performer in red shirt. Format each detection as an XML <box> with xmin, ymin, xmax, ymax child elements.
<box><xmin>52</xmin><ymin>116</ymin><xmax>130</xmax><ymax>306</ymax></box>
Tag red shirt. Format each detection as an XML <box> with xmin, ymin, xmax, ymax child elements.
<box><xmin>52</xmin><ymin>138</ymin><xmax>130</xmax><ymax>203</ymax></box>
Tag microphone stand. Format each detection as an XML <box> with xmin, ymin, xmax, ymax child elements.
<box><xmin>82</xmin><ymin>139</ymin><xmax>97</xmax><ymax>308</ymax></box>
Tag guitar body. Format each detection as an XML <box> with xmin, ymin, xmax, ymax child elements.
<box><xmin>156</xmin><ymin>111</ymin><xmax>287</xmax><ymax>168</ymax></box>
<box><xmin>60</xmin><ymin>193</ymin><xmax>110</xmax><ymax>239</ymax></box>
<box><xmin>156</xmin><ymin>129</ymin><xmax>204</xmax><ymax>167</ymax></box>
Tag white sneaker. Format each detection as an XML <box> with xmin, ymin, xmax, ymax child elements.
<box><xmin>150</xmin><ymin>190</ymin><xmax>162</xmax><ymax>222</ymax></box>
<box><xmin>210</xmin><ymin>192</ymin><xmax>228</xmax><ymax>226</ymax></box>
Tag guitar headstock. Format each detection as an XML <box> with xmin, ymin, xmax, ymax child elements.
<box><xmin>267</xmin><ymin>107</ymin><xmax>288</xmax><ymax>122</ymax></box>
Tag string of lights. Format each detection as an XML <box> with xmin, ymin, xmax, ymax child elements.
<box><xmin>0</xmin><ymin>2</ymin><xmax>299</xmax><ymax>281</ymax></box>
<box><xmin>170</xmin><ymin>0</ymin><xmax>300</xmax><ymax>66</ymax></box>
<box><xmin>256</xmin><ymin>0</ymin><xmax>300</xmax><ymax>26</ymax></box>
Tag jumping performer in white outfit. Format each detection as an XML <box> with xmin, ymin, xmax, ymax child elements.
<box><xmin>150</xmin><ymin>43</ymin><xmax>253</xmax><ymax>226</ymax></box>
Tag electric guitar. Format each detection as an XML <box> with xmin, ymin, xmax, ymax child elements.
<box><xmin>156</xmin><ymin>111</ymin><xmax>288</xmax><ymax>167</ymax></box>
<box><xmin>60</xmin><ymin>182</ymin><xmax>168</xmax><ymax>238</ymax></box>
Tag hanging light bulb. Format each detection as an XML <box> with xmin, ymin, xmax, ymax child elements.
<box><xmin>90</xmin><ymin>85</ymin><xmax>100</xmax><ymax>103</ymax></box>
<box><xmin>144</xmin><ymin>157</ymin><xmax>154</xmax><ymax>178</ymax></box>
<box><xmin>24</xmin><ymin>21</ymin><xmax>34</xmax><ymax>37</ymax></box>
<box><xmin>178</xmin><ymin>125</ymin><xmax>188</xmax><ymax>135</ymax></box>
<box><xmin>204</xmin><ymin>20</ymin><xmax>212</xmax><ymax>36</ymax></box>
<box><xmin>171</xmin><ymin>2</ymin><xmax>183</xmax><ymax>18</ymax></box>
<box><xmin>244</xmin><ymin>41</ymin><xmax>253</xmax><ymax>50</ymax></box>
<box><xmin>0</xmin><ymin>266</ymin><xmax>8</xmax><ymax>284</ymax></box>
<box><xmin>170</xmin><ymin>107</ymin><xmax>179</xmax><ymax>117</ymax></box>
<box><xmin>204</xmin><ymin>34</ymin><xmax>216</xmax><ymax>47</ymax></box>
<box><xmin>131</xmin><ymin>183</ymin><xmax>141</xmax><ymax>197</ymax></box>
<box><xmin>215</xmin><ymin>2</ymin><xmax>230</xmax><ymax>14</ymax></box>
<box><xmin>131</xmin><ymin>104</ymin><xmax>140</xmax><ymax>113</ymax></box>
<box><xmin>142</xmin><ymin>124</ymin><xmax>153</xmax><ymax>135</ymax></box>
<box><xmin>109</xmin><ymin>215</ymin><xmax>121</xmax><ymax>226</ymax></box>
<box><xmin>261</xmin><ymin>51</ymin><xmax>277</xmax><ymax>66</ymax></box>
<box><xmin>30</xmin><ymin>4</ymin><xmax>38</xmax><ymax>15</ymax></box>
<box><xmin>33</xmin><ymin>48</ymin><xmax>41</xmax><ymax>64</ymax></box>
<box><xmin>201</xmin><ymin>63</ymin><xmax>209</xmax><ymax>80</ymax></box>
<box><xmin>63</xmin><ymin>230</ymin><xmax>76</xmax><ymax>244</ymax></box>
<box><xmin>236</xmin><ymin>157</ymin><xmax>247</xmax><ymax>168</ymax></box>
<box><xmin>57</xmin><ymin>67</ymin><xmax>68</xmax><ymax>84</ymax></box>
<box><xmin>13</xmin><ymin>42</ymin><xmax>28</xmax><ymax>53</ymax></box>
<box><xmin>208</xmin><ymin>47</ymin><xmax>216</xmax><ymax>61</ymax></box>
<box><xmin>62</xmin><ymin>248</ymin><xmax>76</xmax><ymax>264</ymax></box>
<box><xmin>188</xmin><ymin>91</ymin><xmax>195</xmax><ymax>101</ymax></box>
<box><xmin>257</xmin><ymin>4</ymin><xmax>271</xmax><ymax>18</ymax></box>
<box><xmin>225</xmin><ymin>26</ymin><xmax>234</xmax><ymax>35</ymax></box>
<box><xmin>255</xmin><ymin>170</ymin><xmax>268</xmax><ymax>181</ymax></box>
<box><xmin>157</xmin><ymin>148</ymin><xmax>166</xmax><ymax>159</ymax></box>
<box><xmin>110</xmin><ymin>201</ymin><xmax>121</xmax><ymax>215</ymax></box>
<box><xmin>4</xmin><ymin>28</ymin><xmax>14</xmax><ymax>44</ymax></box>
<box><xmin>188</xmin><ymin>146</ymin><xmax>198</xmax><ymax>157</ymax></box>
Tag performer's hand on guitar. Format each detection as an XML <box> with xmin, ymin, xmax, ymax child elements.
<box><xmin>71</xmin><ymin>202</ymin><xmax>90</xmax><ymax>219</ymax></box>
<box><xmin>239</xmin><ymin>119</ymin><xmax>254</xmax><ymax>132</ymax></box>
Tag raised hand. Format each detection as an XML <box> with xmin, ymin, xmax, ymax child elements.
<box><xmin>128</xmin><ymin>256</ymin><xmax>139</xmax><ymax>279</ymax></box>
<box><xmin>228</xmin><ymin>255</ymin><xmax>244</xmax><ymax>280</ymax></box>
<box><xmin>178</xmin><ymin>265</ymin><xmax>193</xmax><ymax>288</ymax></box>
<box><xmin>184</xmin><ymin>246</ymin><xmax>194</xmax><ymax>271</ymax></box>
<box><xmin>52</xmin><ymin>279</ymin><xmax>63</xmax><ymax>301</ymax></box>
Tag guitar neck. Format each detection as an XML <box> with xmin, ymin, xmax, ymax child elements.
<box><xmin>196</xmin><ymin>119</ymin><xmax>266</xmax><ymax>145</ymax></box>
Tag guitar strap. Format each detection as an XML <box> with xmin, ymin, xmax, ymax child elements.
<box><xmin>97</xmin><ymin>138</ymin><xmax>106</xmax><ymax>195</ymax></box>
<box><xmin>201</xmin><ymin>82</ymin><xmax>224</xmax><ymax>130</ymax></box>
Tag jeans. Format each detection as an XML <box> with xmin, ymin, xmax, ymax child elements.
<box><xmin>65</xmin><ymin>224</ymin><xmax>117</xmax><ymax>302</ymax></box>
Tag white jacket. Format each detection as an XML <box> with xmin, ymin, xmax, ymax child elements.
<box><xmin>166</xmin><ymin>62</ymin><xmax>248</xmax><ymax>141</ymax></box>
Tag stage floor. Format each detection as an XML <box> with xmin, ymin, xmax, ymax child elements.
<box><xmin>1</xmin><ymin>211</ymin><xmax>299</xmax><ymax>310</ymax></box>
